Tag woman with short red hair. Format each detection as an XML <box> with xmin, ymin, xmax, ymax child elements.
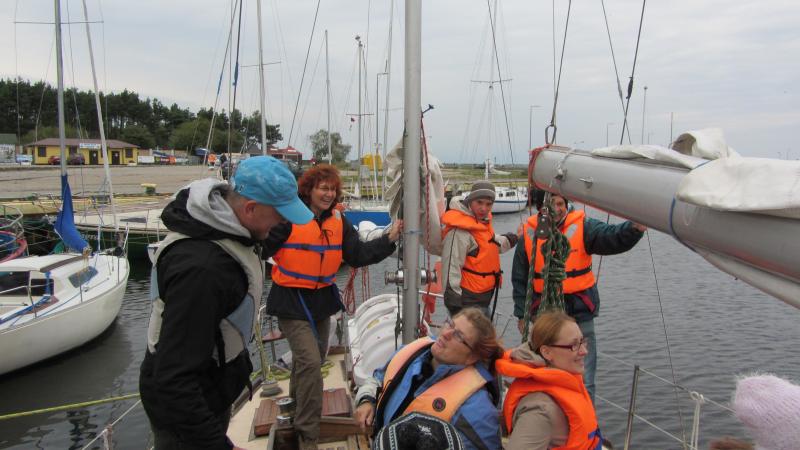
<box><xmin>262</xmin><ymin>164</ymin><xmax>402</xmax><ymax>450</ymax></box>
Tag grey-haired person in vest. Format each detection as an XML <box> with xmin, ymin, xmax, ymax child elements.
<box><xmin>140</xmin><ymin>156</ymin><xmax>313</xmax><ymax>450</ymax></box>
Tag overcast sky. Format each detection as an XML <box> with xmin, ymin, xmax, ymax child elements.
<box><xmin>2</xmin><ymin>0</ymin><xmax>799</xmax><ymax>162</ymax></box>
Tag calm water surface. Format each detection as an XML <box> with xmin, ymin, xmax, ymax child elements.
<box><xmin>0</xmin><ymin>208</ymin><xmax>797</xmax><ymax>449</ymax></box>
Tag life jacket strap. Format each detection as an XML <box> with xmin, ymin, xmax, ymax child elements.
<box><xmin>277</xmin><ymin>266</ymin><xmax>336</xmax><ymax>284</ymax></box>
<box><xmin>463</xmin><ymin>267</ymin><xmax>503</xmax><ymax>277</ymax></box>
<box><xmin>281</xmin><ymin>243</ymin><xmax>343</xmax><ymax>252</ymax></box>
<box><xmin>533</xmin><ymin>266</ymin><xmax>592</xmax><ymax>279</ymax></box>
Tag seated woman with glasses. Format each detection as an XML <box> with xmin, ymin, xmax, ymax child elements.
<box><xmin>354</xmin><ymin>307</ymin><xmax>503</xmax><ymax>450</ymax></box>
<box><xmin>496</xmin><ymin>310</ymin><xmax>603</xmax><ymax>450</ymax></box>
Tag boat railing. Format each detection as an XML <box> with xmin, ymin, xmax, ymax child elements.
<box><xmin>596</xmin><ymin>350</ymin><xmax>734</xmax><ymax>450</ymax></box>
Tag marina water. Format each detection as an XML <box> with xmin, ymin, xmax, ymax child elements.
<box><xmin>0</xmin><ymin>208</ymin><xmax>797</xmax><ymax>449</ymax></box>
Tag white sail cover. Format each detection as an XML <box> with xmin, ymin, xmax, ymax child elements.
<box><xmin>592</xmin><ymin>144</ymin><xmax>705</xmax><ymax>169</ymax></box>
<box><xmin>593</xmin><ymin>128</ymin><xmax>799</xmax><ymax>219</ymax></box>
<box><xmin>385</xmin><ymin>138</ymin><xmax>446</xmax><ymax>255</ymax></box>
<box><xmin>677</xmin><ymin>157</ymin><xmax>800</xmax><ymax>219</ymax></box>
<box><xmin>670</xmin><ymin>127</ymin><xmax>740</xmax><ymax>159</ymax></box>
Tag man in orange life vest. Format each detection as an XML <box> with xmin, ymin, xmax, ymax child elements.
<box><xmin>441</xmin><ymin>181</ymin><xmax>519</xmax><ymax>317</ymax></box>
<box><xmin>512</xmin><ymin>192</ymin><xmax>646</xmax><ymax>401</ymax></box>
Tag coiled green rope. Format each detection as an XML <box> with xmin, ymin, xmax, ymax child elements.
<box><xmin>521</xmin><ymin>194</ymin><xmax>570</xmax><ymax>342</ymax></box>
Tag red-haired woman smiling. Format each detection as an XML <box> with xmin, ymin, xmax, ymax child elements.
<box><xmin>263</xmin><ymin>164</ymin><xmax>402</xmax><ymax>450</ymax></box>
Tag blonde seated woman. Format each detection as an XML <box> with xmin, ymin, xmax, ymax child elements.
<box><xmin>496</xmin><ymin>311</ymin><xmax>604</xmax><ymax>450</ymax></box>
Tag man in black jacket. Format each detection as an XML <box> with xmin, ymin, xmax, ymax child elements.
<box><xmin>140</xmin><ymin>156</ymin><xmax>312</xmax><ymax>449</ymax></box>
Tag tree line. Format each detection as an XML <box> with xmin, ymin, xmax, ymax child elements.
<box><xmin>0</xmin><ymin>78</ymin><xmax>282</xmax><ymax>152</ymax></box>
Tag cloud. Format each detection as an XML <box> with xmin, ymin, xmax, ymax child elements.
<box><xmin>1</xmin><ymin>0</ymin><xmax>798</xmax><ymax>159</ymax></box>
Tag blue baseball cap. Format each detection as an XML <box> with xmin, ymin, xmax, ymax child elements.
<box><xmin>231</xmin><ymin>156</ymin><xmax>313</xmax><ymax>224</ymax></box>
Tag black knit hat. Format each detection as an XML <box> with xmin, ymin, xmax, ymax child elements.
<box><xmin>372</xmin><ymin>412</ymin><xmax>464</xmax><ymax>450</ymax></box>
<box><xmin>464</xmin><ymin>181</ymin><xmax>496</xmax><ymax>204</ymax></box>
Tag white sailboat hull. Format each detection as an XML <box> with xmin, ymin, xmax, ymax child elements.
<box><xmin>458</xmin><ymin>186</ymin><xmax>528</xmax><ymax>214</ymax></box>
<box><xmin>0</xmin><ymin>254</ymin><xmax>130</xmax><ymax>375</ymax></box>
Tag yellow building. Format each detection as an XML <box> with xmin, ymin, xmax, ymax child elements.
<box><xmin>22</xmin><ymin>138</ymin><xmax>140</xmax><ymax>165</ymax></box>
<box><xmin>361</xmin><ymin>153</ymin><xmax>382</xmax><ymax>170</ymax></box>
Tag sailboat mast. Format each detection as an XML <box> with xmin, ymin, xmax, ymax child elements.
<box><xmin>54</xmin><ymin>0</ymin><xmax>67</xmax><ymax>176</ymax></box>
<box><xmin>402</xmin><ymin>0</ymin><xmax>421</xmax><ymax>344</ymax></box>
<box><xmin>80</xmin><ymin>0</ymin><xmax>117</xmax><ymax>231</ymax></box>
<box><xmin>325</xmin><ymin>30</ymin><xmax>332</xmax><ymax>164</ymax></box>
<box><xmin>256</xmin><ymin>0</ymin><xmax>268</xmax><ymax>155</ymax></box>
<box><xmin>382</xmin><ymin>0</ymin><xmax>395</xmax><ymax>199</ymax></box>
<box><xmin>357</xmin><ymin>35</ymin><xmax>364</xmax><ymax>208</ymax></box>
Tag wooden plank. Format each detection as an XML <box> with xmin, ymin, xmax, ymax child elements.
<box><xmin>328</xmin><ymin>344</ymin><xmax>347</xmax><ymax>355</ymax></box>
<box><xmin>252</xmin><ymin>398</ymin><xmax>278</xmax><ymax>437</ymax></box>
<box><xmin>319</xmin><ymin>416</ymin><xmax>370</xmax><ymax>443</ymax></box>
<box><xmin>321</xmin><ymin>388</ymin><xmax>351</xmax><ymax>417</ymax></box>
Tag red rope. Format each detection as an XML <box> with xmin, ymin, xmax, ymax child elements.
<box><xmin>342</xmin><ymin>267</ymin><xmax>358</xmax><ymax>315</ymax></box>
<box><xmin>419</xmin><ymin>118</ymin><xmax>435</xmax><ymax>336</ymax></box>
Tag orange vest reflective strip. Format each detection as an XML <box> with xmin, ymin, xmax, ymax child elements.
<box><xmin>496</xmin><ymin>352</ymin><xmax>602</xmax><ymax>450</ymax></box>
<box><xmin>523</xmin><ymin>210</ymin><xmax>595</xmax><ymax>294</ymax></box>
<box><xmin>441</xmin><ymin>209</ymin><xmax>502</xmax><ymax>294</ymax></box>
<box><xmin>271</xmin><ymin>211</ymin><xmax>344</xmax><ymax>289</ymax></box>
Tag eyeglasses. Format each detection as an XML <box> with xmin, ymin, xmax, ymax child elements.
<box><xmin>546</xmin><ymin>337</ymin><xmax>589</xmax><ymax>352</ymax></box>
<box><xmin>443</xmin><ymin>317</ymin><xmax>474</xmax><ymax>351</ymax></box>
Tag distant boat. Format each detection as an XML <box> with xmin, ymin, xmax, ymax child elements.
<box><xmin>0</xmin><ymin>0</ymin><xmax>130</xmax><ymax>376</ymax></box>
<box><xmin>457</xmin><ymin>185</ymin><xmax>529</xmax><ymax>214</ymax></box>
<box><xmin>75</xmin><ymin>199</ymin><xmax>169</xmax><ymax>261</ymax></box>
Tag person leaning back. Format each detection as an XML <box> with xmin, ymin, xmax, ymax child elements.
<box><xmin>139</xmin><ymin>156</ymin><xmax>313</xmax><ymax>450</ymax></box>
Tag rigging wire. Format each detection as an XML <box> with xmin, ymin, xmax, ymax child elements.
<box><xmin>617</xmin><ymin>0</ymin><xmax>648</xmax><ymax>145</ymax></box>
<box><xmin>596</xmin><ymin>0</ymin><xmax>648</xmax><ymax>278</ymax></box>
<box><xmin>644</xmin><ymin>230</ymin><xmax>690</xmax><ymax>449</ymax></box>
<box><xmin>64</xmin><ymin>0</ymin><xmax>85</xmax><ymax>140</ymax></box>
<box><xmin>545</xmin><ymin>0</ymin><xmax>573</xmax><ymax>145</ymax></box>
<box><xmin>228</xmin><ymin>0</ymin><xmax>245</xmax><ymax>164</ymax></box>
<box><xmin>551</xmin><ymin>0</ymin><xmax>556</xmax><ymax>99</ymax></box>
<box><xmin>269</xmin><ymin>0</ymin><xmax>294</xmax><ymax>137</ymax></box>
<box><xmin>286</xmin><ymin>0</ymin><xmax>322</xmax><ymax>146</ymax></box>
<box><xmin>599</xmin><ymin>0</ymin><xmax>632</xmax><ymax>145</ymax></box>
<box><xmin>594</xmin><ymin>1</ymin><xmax>689</xmax><ymax>445</ymax></box>
<box><xmin>295</xmin><ymin>37</ymin><xmax>327</xmax><ymax>149</ymax></box>
<box><xmin>14</xmin><ymin>0</ymin><xmax>21</xmax><ymax>146</ymax></box>
<box><xmin>97</xmin><ymin>0</ymin><xmax>109</xmax><ymax>143</ymax></box>
<box><xmin>485</xmin><ymin>0</ymin><xmax>515</xmax><ymax>166</ymax></box>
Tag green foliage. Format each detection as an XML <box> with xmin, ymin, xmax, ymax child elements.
<box><xmin>119</xmin><ymin>124</ymin><xmax>155</xmax><ymax>149</ymax></box>
<box><xmin>0</xmin><ymin>78</ymin><xmax>281</xmax><ymax>150</ymax></box>
<box><xmin>21</xmin><ymin>125</ymin><xmax>80</xmax><ymax>144</ymax></box>
<box><xmin>309</xmin><ymin>129</ymin><xmax>351</xmax><ymax>163</ymax></box>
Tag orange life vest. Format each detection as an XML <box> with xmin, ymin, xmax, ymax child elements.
<box><xmin>271</xmin><ymin>210</ymin><xmax>344</xmax><ymax>289</ymax></box>
<box><xmin>376</xmin><ymin>337</ymin><xmax>487</xmax><ymax>423</ymax></box>
<box><xmin>496</xmin><ymin>351</ymin><xmax>602</xmax><ymax>450</ymax></box>
<box><xmin>523</xmin><ymin>210</ymin><xmax>595</xmax><ymax>294</ymax></box>
<box><xmin>441</xmin><ymin>209</ymin><xmax>502</xmax><ymax>294</ymax></box>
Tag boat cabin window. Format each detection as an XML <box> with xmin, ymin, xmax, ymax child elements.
<box><xmin>68</xmin><ymin>266</ymin><xmax>98</xmax><ymax>287</ymax></box>
<box><xmin>0</xmin><ymin>271</ymin><xmax>54</xmax><ymax>297</ymax></box>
